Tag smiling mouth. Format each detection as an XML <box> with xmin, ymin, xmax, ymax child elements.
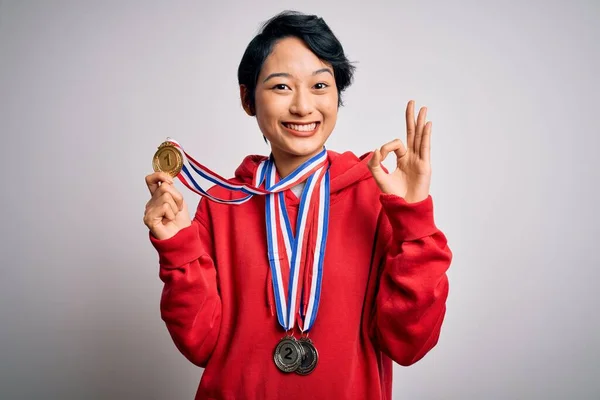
<box><xmin>282</xmin><ymin>122</ymin><xmax>320</xmax><ymax>133</ymax></box>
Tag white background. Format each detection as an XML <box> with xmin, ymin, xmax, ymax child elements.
<box><xmin>1</xmin><ymin>0</ymin><xmax>598</xmax><ymax>398</ymax></box>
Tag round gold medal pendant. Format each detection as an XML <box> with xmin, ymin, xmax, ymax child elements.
<box><xmin>152</xmin><ymin>141</ymin><xmax>183</xmax><ymax>178</ymax></box>
<box><xmin>274</xmin><ymin>336</ymin><xmax>304</xmax><ymax>373</ymax></box>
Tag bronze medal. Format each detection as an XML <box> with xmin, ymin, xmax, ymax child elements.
<box><xmin>274</xmin><ymin>336</ymin><xmax>304</xmax><ymax>373</ymax></box>
<box><xmin>152</xmin><ymin>141</ymin><xmax>183</xmax><ymax>178</ymax></box>
<box><xmin>295</xmin><ymin>337</ymin><xmax>318</xmax><ymax>375</ymax></box>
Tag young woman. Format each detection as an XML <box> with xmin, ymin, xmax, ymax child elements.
<box><xmin>144</xmin><ymin>10</ymin><xmax>452</xmax><ymax>400</ymax></box>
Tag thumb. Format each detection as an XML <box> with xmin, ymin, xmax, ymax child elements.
<box><xmin>367</xmin><ymin>149</ymin><xmax>388</xmax><ymax>182</ymax></box>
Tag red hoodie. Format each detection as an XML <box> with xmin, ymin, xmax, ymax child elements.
<box><xmin>150</xmin><ymin>150</ymin><xmax>452</xmax><ymax>400</ymax></box>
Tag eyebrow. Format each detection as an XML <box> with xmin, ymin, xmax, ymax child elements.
<box><xmin>262</xmin><ymin>68</ymin><xmax>334</xmax><ymax>83</ymax></box>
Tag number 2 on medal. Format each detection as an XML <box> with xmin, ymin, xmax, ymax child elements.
<box><xmin>163</xmin><ymin>153</ymin><xmax>172</xmax><ymax>167</ymax></box>
<box><xmin>284</xmin><ymin>346</ymin><xmax>293</xmax><ymax>360</ymax></box>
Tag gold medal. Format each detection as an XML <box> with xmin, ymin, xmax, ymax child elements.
<box><xmin>152</xmin><ymin>141</ymin><xmax>183</xmax><ymax>178</ymax></box>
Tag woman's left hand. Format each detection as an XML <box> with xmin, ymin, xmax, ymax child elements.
<box><xmin>367</xmin><ymin>100</ymin><xmax>432</xmax><ymax>203</ymax></box>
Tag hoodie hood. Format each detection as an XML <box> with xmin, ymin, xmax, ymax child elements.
<box><xmin>234</xmin><ymin>150</ymin><xmax>374</xmax><ymax>194</ymax></box>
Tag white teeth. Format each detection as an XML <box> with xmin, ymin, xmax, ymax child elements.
<box><xmin>286</xmin><ymin>123</ymin><xmax>317</xmax><ymax>132</ymax></box>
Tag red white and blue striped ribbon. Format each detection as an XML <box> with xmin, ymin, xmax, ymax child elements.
<box><xmin>266</xmin><ymin>161</ymin><xmax>329</xmax><ymax>332</ymax></box>
<box><xmin>164</xmin><ymin>138</ymin><xmax>329</xmax><ymax>333</ymax></box>
<box><xmin>166</xmin><ymin>138</ymin><xmax>326</xmax><ymax>202</ymax></box>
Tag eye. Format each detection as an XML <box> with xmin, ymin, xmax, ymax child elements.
<box><xmin>314</xmin><ymin>82</ymin><xmax>330</xmax><ymax>90</ymax></box>
<box><xmin>272</xmin><ymin>84</ymin><xmax>291</xmax><ymax>91</ymax></box>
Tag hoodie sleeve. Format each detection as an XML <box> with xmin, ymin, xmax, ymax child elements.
<box><xmin>149</xmin><ymin>198</ymin><xmax>221</xmax><ymax>368</ymax></box>
<box><xmin>370</xmin><ymin>194</ymin><xmax>452</xmax><ymax>366</ymax></box>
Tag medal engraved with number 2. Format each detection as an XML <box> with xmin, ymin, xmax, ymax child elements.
<box><xmin>274</xmin><ymin>336</ymin><xmax>305</xmax><ymax>373</ymax></box>
<box><xmin>152</xmin><ymin>141</ymin><xmax>183</xmax><ymax>178</ymax></box>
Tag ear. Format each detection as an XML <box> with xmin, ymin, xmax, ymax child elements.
<box><xmin>239</xmin><ymin>85</ymin><xmax>255</xmax><ymax>116</ymax></box>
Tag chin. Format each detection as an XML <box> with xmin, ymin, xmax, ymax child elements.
<box><xmin>281</xmin><ymin>138</ymin><xmax>326</xmax><ymax>157</ymax></box>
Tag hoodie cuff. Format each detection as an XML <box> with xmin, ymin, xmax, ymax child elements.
<box><xmin>379</xmin><ymin>194</ymin><xmax>437</xmax><ymax>242</ymax></box>
<box><xmin>149</xmin><ymin>223</ymin><xmax>203</xmax><ymax>268</ymax></box>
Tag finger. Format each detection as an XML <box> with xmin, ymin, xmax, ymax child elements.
<box><xmin>161</xmin><ymin>202</ymin><xmax>176</xmax><ymax>222</ymax></box>
<box><xmin>379</xmin><ymin>138</ymin><xmax>405</xmax><ymax>161</ymax></box>
<box><xmin>160</xmin><ymin>192</ymin><xmax>179</xmax><ymax>217</ymax></box>
<box><xmin>145</xmin><ymin>172</ymin><xmax>174</xmax><ymax>195</ymax></box>
<box><xmin>151</xmin><ymin>180</ymin><xmax>179</xmax><ymax>203</ymax></box>
<box><xmin>421</xmin><ymin>121</ymin><xmax>432</xmax><ymax>162</ymax></box>
<box><xmin>393</xmin><ymin>140</ymin><xmax>408</xmax><ymax>160</ymax></box>
<box><xmin>143</xmin><ymin>198</ymin><xmax>176</xmax><ymax>227</ymax></box>
<box><xmin>367</xmin><ymin>149</ymin><xmax>388</xmax><ymax>186</ymax></box>
<box><xmin>156</xmin><ymin>181</ymin><xmax>184</xmax><ymax>211</ymax></box>
<box><xmin>414</xmin><ymin>106</ymin><xmax>427</xmax><ymax>153</ymax></box>
<box><xmin>367</xmin><ymin>148</ymin><xmax>382</xmax><ymax>170</ymax></box>
<box><xmin>146</xmin><ymin>190</ymin><xmax>179</xmax><ymax>218</ymax></box>
<box><xmin>405</xmin><ymin>100</ymin><xmax>416</xmax><ymax>150</ymax></box>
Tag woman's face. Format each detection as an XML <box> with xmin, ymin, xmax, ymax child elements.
<box><xmin>247</xmin><ymin>36</ymin><xmax>339</xmax><ymax>166</ymax></box>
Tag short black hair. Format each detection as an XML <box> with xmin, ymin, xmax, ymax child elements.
<box><xmin>238</xmin><ymin>10</ymin><xmax>355</xmax><ymax>113</ymax></box>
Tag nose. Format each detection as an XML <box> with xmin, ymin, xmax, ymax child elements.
<box><xmin>289</xmin><ymin>88</ymin><xmax>313</xmax><ymax>117</ymax></box>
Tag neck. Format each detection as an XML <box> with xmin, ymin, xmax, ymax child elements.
<box><xmin>271</xmin><ymin>148</ymin><xmax>324</xmax><ymax>179</ymax></box>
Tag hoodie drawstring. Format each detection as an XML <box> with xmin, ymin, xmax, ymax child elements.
<box><xmin>266</xmin><ymin>267</ymin><xmax>275</xmax><ymax>317</ymax></box>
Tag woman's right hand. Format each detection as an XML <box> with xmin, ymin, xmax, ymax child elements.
<box><xmin>144</xmin><ymin>172</ymin><xmax>191</xmax><ymax>240</ymax></box>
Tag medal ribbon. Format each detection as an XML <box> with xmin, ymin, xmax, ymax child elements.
<box><xmin>266</xmin><ymin>162</ymin><xmax>329</xmax><ymax>332</ymax></box>
<box><xmin>166</xmin><ymin>138</ymin><xmax>326</xmax><ymax>203</ymax></box>
<box><xmin>164</xmin><ymin>138</ymin><xmax>329</xmax><ymax>333</ymax></box>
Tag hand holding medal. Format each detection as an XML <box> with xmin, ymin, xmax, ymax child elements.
<box><xmin>143</xmin><ymin>170</ymin><xmax>191</xmax><ymax>241</ymax></box>
<box><xmin>143</xmin><ymin>141</ymin><xmax>191</xmax><ymax>241</ymax></box>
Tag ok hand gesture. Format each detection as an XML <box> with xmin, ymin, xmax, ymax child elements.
<box><xmin>368</xmin><ymin>100</ymin><xmax>432</xmax><ymax>203</ymax></box>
